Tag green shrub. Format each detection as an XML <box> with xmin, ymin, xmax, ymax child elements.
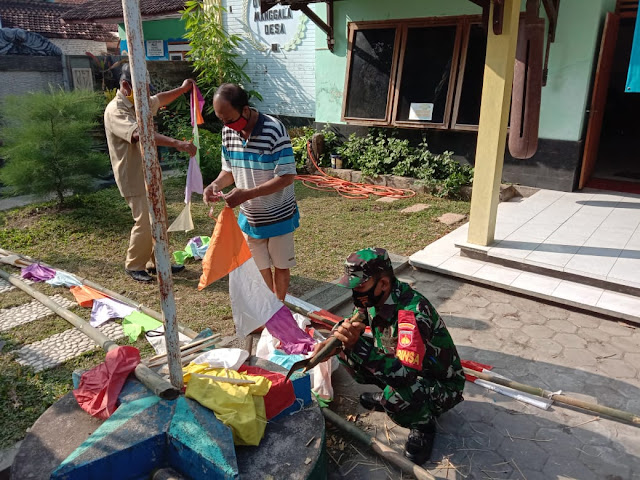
<box><xmin>182</xmin><ymin>0</ymin><xmax>261</xmax><ymax>114</ymax></box>
<box><xmin>338</xmin><ymin>130</ymin><xmax>473</xmax><ymax>197</ymax></box>
<box><xmin>198</xmin><ymin>129</ymin><xmax>222</xmax><ymax>183</ymax></box>
<box><xmin>290</xmin><ymin>125</ymin><xmax>340</xmax><ymax>171</ymax></box>
<box><xmin>0</xmin><ymin>88</ymin><xmax>110</xmax><ymax>207</ymax></box>
<box><xmin>157</xmin><ymin>107</ymin><xmax>222</xmax><ymax>183</ymax></box>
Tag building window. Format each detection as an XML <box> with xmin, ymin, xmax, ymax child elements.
<box><xmin>342</xmin><ymin>16</ymin><xmax>487</xmax><ymax>130</ymax></box>
<box><xmin>168</xmin><ymin>42</ymin><xmax>191</xmax><ymax>61</ymax></box>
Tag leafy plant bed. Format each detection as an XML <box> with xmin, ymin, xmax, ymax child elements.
<box><xmin>291</xmin><ymin>128</ymin><xmax>474</xmax><ymax>198</ymax></box>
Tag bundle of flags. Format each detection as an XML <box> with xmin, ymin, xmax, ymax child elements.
<box><xmin>168</xmin><ymin>84</ymin><xmax>205</xmax><ymax>233</ymax></box>
<box><xmin>198</xmin><ymin>207</ymin><xmax>315</xmax><ymax>354</ymax></box>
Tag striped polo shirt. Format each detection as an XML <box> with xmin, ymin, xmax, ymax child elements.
<box><xmin>221</xmin><ymin>112</ymin><xmax>299</xmax><ymax>239</ymax></box>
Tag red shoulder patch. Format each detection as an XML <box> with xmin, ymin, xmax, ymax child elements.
<box><xmin>395</xmin><ymin>310</ymin><xmax>426</xmax><ymax>369</ymax></box>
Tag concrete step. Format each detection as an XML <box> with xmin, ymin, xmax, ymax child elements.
<box><xmin>458</xmin><ymin>242</ymin><xmax>640</xmax><ymax>298</ymax></box>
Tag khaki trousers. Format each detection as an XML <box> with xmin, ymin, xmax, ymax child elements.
<box><xmin>124</xmin><ymin>195</ymin><xmax>155</xmax><ymax>271</ymax></box>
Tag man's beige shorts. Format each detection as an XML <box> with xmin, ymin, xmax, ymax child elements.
<box><xmin>244</xmin><ymin>232</ymin><xmax>296</xmax><ymax>270</ymax></box>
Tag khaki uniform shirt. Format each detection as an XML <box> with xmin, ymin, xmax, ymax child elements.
<box><xmin>104</xmin><ymin>91</ymin><xmax>160</xmax><ymax>197</ymax></box>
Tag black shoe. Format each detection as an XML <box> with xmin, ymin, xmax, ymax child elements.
<box><xmin>147</xmin><ymin>265</ymin><xmax>185</xmax><ymax>275</ymax></box>
<box><xmin>125</xmin><ymin>269</ymin><xmax>153</xmax><ymax>283</ymax></box>
<box><xmin>359</xmin><ymin>392</ymin><xmax>385</xmax><ymax>412</ymax></box>
<box><xmin>404</xmin><ymin>421</ymin><xmax>436</xmax><ymax>465</ymax></box>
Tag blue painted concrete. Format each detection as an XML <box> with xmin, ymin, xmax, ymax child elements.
<box><xmin>59</xmin><ymin>361</ymin><xmax>317</xmax><ymax>479</ymax></box>
<box><xmin>52</xmin><ymin>382</ymin><xmax>238</xmax><ymax>480</ymax></box>
<box><xmin>275</xmin><ymin>371</ymin><xmax>312</xmax><ymax>419</ymax></box>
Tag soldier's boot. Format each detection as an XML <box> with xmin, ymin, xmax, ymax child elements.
<box><xmin>359</xmin><ymin>392</ymin><xmax>385</xmax><ymax>412</ymax></box>
<box><xmin>404</xmin><ymin>420</ymin><xmax>436</xmax><ymax>465</ymax></box>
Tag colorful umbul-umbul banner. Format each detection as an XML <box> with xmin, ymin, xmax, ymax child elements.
<box><xmin>198</xmin><ymin>207</ymin><xmax>315</xmax><ymax>354</ymax></box>
<box><xmin>168</xmin><ymin>84</ymin><xmax>205</xmax><ymax>232</ymax></box>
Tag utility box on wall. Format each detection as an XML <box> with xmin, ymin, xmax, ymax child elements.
<box><xmin>223</xmin><ymin>0</ymin><xmax>316</xmax><ymax>120</ymax></box>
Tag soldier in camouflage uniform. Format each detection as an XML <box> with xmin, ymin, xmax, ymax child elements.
<box><xmin>314</xmin><ymin>247</ymin><xmax>464</xmax><ymax>464</ymax></box>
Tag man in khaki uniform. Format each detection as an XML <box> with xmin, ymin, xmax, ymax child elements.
<box><xmin>104</xmin><ymin>63</ymin><xmax>197</xmax><ymax>282</ymax></box>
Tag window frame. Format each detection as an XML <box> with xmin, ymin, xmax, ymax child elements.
<box><xmin>342</xmin><ymin>15</ymin><xmax>484</xmax><ymax>131</ymax></box>
<box><xmin>341</xmin><ymin>21</ymin><xmax>403</xmax><ymax>126</ymax></box>
<box><xmin>451</xmin><ymin>19</ymin><xmax>485</xmax><ymax>131</ymax></box>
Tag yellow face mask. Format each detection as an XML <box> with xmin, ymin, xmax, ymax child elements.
<box><xmin>125</xmin><ymin>93</ymin><xmax>135</xmax><ymax>108</ymax></box>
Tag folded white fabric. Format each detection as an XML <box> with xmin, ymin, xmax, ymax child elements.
<box><xmin>90</xmin><ymin>297</ymin><xmax>135</xmax><ymax>327</ymax></box>
<box><xmin>192</xmin><ymin>348</ymin><xmax>250</xmax><ymax>371</ymax></box>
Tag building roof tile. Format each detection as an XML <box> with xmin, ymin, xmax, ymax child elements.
<box><xmin>0</xmin><ymin>0</ymin><xmax>118</xmax><ymax>42</ymax></box>
<box><xmin>62</xmin><ymin>0</ymin><xmax>186</xmax><ymax>22</ymax></box>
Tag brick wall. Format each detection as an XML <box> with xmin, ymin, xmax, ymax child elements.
<box><xmin>222</xmin><ymin>0</ymin><xmax>316</xmax><ymax>119</ymax></box>
<box><xmin>49</xmin><ymin>39</ymin><xmax>109</xmax><ymax>56</ymax></box>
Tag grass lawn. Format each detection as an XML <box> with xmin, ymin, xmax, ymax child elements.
<box><xmin>0</xmin><ymin>176</ymin><xmax>469</xmax><ymax>448</ymax></box>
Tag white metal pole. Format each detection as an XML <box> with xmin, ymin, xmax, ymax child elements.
<box><xmin>120</xmin><ymin>0</ymin><xmax>183</xmax><ymax>389</ymax></box>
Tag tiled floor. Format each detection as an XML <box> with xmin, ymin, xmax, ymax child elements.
<box><xmin>410</xmin><ymin>189</ymin><xmax>640</xmax><ymax>322</ymax></box>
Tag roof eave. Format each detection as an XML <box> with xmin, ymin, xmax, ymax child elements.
<box><xmin>64</xmin><ymin>12</ymin><xmax>182</xmax><ymax>25</ymax></box>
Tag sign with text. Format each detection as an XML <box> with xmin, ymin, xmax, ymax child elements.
<box><xmin>244</xmin><ymin>0</ymin><xmax>307</xmax><ymax>52</ymax></box>
<box><xmin>409</xmin><ymin>103</ymin><xmax>434</xmax><ymax>121</ymax></box>
<box><xmin>146</xmin><ymin>40</ymin><xmax>165</xmax><ymax>57</ymax></box>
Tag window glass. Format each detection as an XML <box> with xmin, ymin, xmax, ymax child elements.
<box><xmin>456</xmin><ymin>24</ymin><xmax>487</xmax><ymax>126</ymax></box>
<box><xmin>396</xmin><ymin>25</ymin><xmax>457</xmax><ymax>124</ymax></box>
<box><xmin>345</xmin><ymin>28</ymin><xmax>397</xmax><ymax>120</ymax></box>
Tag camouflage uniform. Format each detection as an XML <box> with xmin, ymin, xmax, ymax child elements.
<box><xmin>337</xmin><ymin>248</ymin><xmax>465</xmax><ymax>429</ymax></box>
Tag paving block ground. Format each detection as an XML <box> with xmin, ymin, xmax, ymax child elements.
<box><xmin>327</xmin><ymin>268</ymin><xmax>640</xmax><ymax>480</ymax></box>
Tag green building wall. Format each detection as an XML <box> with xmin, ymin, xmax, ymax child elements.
<box><xmin>313</xmin><ymin>0</ymin><xmax>617</xmax><ymax>142</ymax></box>
<box><xmin>118</xmin><ymin>18</ymin><xmax>186</xmax><ymax>60</ymax></box>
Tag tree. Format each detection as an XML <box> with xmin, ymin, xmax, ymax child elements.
<box><xmin>0</xmin><ymin>88</ymin><xmax>110</xmax><ymax>208</ymax></box>
<box><xmin>181</xmin><ymin>0</ymin><xmax>261</xmax><ymax>112</ymax></box>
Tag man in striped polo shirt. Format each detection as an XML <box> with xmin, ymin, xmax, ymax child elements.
<box><xmin>203</xmin><ymin>83</ymin><xmax>299</xmax><ymax>300</ymax></box>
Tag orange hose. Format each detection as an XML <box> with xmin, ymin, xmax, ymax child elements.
<box><xmin>295</xmin><ymin>142</ymin><xmax>416</xmax><ymax>199</ymax></box>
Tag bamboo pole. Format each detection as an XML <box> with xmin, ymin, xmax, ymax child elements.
<box><xmin>0</xmin><ymin>268</ymin><xmax>180</xmax><ymax>400</ymax></box>
<box><xmin>322</xmin><ymin>408</ymin><xmax>436</xmax><ymax>480</ymax></box>
<box><xmin>465</xmin><ymin>368</ymin><xmax>640</xmax><ymax>425</ymax></box>
<box><xmin>146</xmin><ymin>336</ymin><xmax>222</xmax><ymax>368</ymax></box>
<box><xmin>283</xmin><ymin>300</ymin><xmax>337</xmax><ymax>328</ymax></box>
<box><xmin>0</xmin><ymin>248</ymin><xmax>198</xmax><ymax>339</ymax></box>
<box><xmin>144</xmin><ymin>334</ymin><xmax>222</xmax><ymax>365</ymax></box>
<box><xmin>191</xmin><ymin>373</ymin><xmax>256</xmax><ymax>385</ymax></box>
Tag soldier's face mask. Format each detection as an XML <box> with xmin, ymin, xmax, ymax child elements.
<box><xmin>352</xmin><ymin>278</ymin><xmax>384</xmax><ymax>308</ymax></box>
<box><xmin>225</xmin><ymin>109</ymin><xmax>249</xmax><ymax>132</ymax></box>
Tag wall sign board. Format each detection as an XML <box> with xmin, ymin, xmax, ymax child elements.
<box><xmin>243</xmin><ymin>0</ymin><xmax>307</xmax><ymax>52</ymax></box>
<box><xmin>146</xmin><ymin>40</ymin><xmax>165</xmax><ymax>57</ymax></box>
<box><xmin>409</xmin><ymin>103</ymin><xmax>434</xmax><ymax>121</ymax></box>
